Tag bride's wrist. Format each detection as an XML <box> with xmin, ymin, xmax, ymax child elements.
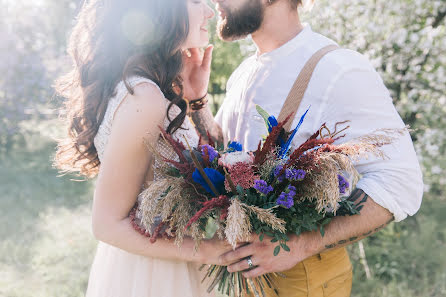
<box><xmin>185</xmin><ymin>93</ymin><xmax>208</xmax><ymax>112</ymax></box>
<box><xmin>181</xmin><ymin>237</ymin><xmax>203</xmax><ymax>263</ymax></box>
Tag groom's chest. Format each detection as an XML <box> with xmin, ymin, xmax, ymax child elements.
<box><xmin>226</xmin><ymin>63</ymin><xmax>292</xmax><ymax>123</ymax></box>
<box><xmin>222</xmin><ymin>59</ymin><xmax>327</xmax><ymax>150</ymax></box>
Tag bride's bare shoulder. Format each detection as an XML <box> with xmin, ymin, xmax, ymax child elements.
<box><xmin>110</xmin><ymin>81</ymin><xmax>166</xmax><ymax>143</ymax></box>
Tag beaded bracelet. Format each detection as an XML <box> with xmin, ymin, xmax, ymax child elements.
<box><xmin>187</xmin><ymin>93</ymin><xmax>208</xmax><ymax>111</ymax></box>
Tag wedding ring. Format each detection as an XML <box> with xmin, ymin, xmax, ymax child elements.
<box><xmin>246</xmin><ymin>256</ymin><xmax>253</xmax><ymax>268</ymax></box>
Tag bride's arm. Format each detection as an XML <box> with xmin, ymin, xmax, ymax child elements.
<box><xmin>189</xmin><ymin>103</ymin><xmax>224</xmax><ymax>146</ymax></box>
<box><xmin>92</xmin><ymin>82</ymin><xmax>231</xmax><ymax>264</ymax></box>
<box><xmin>181</xmin><ymin>46</ymin><xmax>224</xmax><ymax>146</ymax></box>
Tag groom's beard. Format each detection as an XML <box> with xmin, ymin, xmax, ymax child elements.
<box><xmin>217</xmin><ymin>0</ymin><xmax>264</xmax><ymax>41</ymax></box>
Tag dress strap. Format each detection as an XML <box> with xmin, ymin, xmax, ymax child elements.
<box><xmin>108</xmin><ymin>76</ymin><xmax>165</xmax><ymax>121</ymax></box>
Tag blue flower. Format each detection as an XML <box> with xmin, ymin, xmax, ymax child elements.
<box><xmin>228</xmin><ymin>141</ymin><xmax>243</xmax><ymax>152</ymax></box>
<box><xmin>267</xmin><ymin>116</ymin><xmax>278</xmax><ymax>133</ymax></box>
<box><xmin>279</xmin><ymin>106</ymin><xmax>310</xmax><ymax>159</ymax></box>
<box><xmin>200</xmin><ymin>144</ymin><xmax>218</xmax><ymax>162</ymax></box>
<box><xmin>192</xmin><ymin>168</ymin><xmax>225</xmax><ymax>196</ymax></box>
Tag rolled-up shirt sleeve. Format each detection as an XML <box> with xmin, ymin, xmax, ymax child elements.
<box><xmin>318</xmin><ymin>54</ymin><xmax>424</xmax><ymax>222</ymax></box>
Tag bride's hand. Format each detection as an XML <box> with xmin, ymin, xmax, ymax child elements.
<box><xmin>181</xmin><ymin>45</ymin><xmax>213</xmax><ymax>100</ymax></box>
<box><xmin>194</xmin><ymin>237</ymin><xmax>235</xmax><ymax>265</ymax></box>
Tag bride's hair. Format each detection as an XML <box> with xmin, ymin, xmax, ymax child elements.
<box><xmin>54</xmin><ymin>0</ymin><xmax>190</xmax><ymax>177</ymax></box>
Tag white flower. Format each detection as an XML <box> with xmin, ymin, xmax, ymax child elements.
<box><xmin>218</xmin><ymin>151</ymin><xmax>254</xmax><ymax>168</ymax></box>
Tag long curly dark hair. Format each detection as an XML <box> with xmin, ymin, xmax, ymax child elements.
<box><xmin>55</xmin><ymin>0</ymin><xmax>190</xmax><ymax>177</ymax></box>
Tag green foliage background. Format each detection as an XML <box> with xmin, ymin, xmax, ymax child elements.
<box><xmin>0</xmin><ymin>0</ymin><xmax>445</xmax><ymax>296</ymax></box>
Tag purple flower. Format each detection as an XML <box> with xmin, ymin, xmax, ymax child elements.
<box><xmin>285</xmin><ymin>169</ymin><xmax>306</xmax><ymax>181</ymax></box>
<box><xmin>273</xmin><ymin>165</ymin><xmax>283</xmax><ymax>177</ymax></box>
<box><xmin>276</xmin><ymin>191</ymin><xmax>295</xmax><ymax>209</ymax></box>
<box><xmin>201</xmin><ymin>144</ymin><xmax>218</xmax><ymax>162</ymax></box>
<box><xmin>253</xmin><ymin>180</ymin><xmax>274</xmax><ymax>195</ymax></box>
<box><xmin>295</xmin><ymin>169</ymin><xmax>306</xmax><ymax>180</ymax></box>
<box><xmin>338</xmin><ymin>175</ymin><xmax>350</xmax><ymax>195</ymax></box>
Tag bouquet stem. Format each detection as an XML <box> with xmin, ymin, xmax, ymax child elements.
<box><xmin>200</xmin><ymin>264</ymin><xmax>280</xmax><ymax>297</ymax></box>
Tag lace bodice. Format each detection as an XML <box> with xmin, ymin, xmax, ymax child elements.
<box><xmin>93</xmin><ymin>76</ymin><xmax>200</xmax><ymax>181</ymax></box>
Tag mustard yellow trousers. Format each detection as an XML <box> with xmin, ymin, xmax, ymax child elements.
<box><xmin>251</xmin><ymin>247</ymin><xmax>352</xmax><ymax>297</ymax></box>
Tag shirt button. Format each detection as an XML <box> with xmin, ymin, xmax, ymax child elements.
<box><xmin>323</xmin><ymin>283</ymin><xmax>328</xmax><ymax>288</ymax></box>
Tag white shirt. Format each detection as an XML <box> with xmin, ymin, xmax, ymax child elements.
<box><xmin>215</xmin><ymin>24</ymin><xmax>423</xmax><ymax>222</ymax></box>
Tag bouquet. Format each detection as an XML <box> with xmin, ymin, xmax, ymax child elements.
<box><xmin>130</xmin><ymin>105</ymin><xmax>403</xmax><ymax>297</ymax></box>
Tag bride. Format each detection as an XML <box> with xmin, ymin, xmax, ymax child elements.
<box><xmin>54</xmin><ymin>0</ymin><xmax>232</xmax><ymax>296</ymax></box>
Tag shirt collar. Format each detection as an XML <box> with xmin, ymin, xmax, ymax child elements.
<box><xmin>256</xmin><ymin>23</ymin><xmax>312</xmax><ymax>64</ymax></box>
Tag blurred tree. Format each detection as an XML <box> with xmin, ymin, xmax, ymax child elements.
<box><xmin>308</xmin><ymin>0</ymin><xmax>446</xmax><ymax>201</ymax></box>
<box><xmin>0</xmin><ymin>0</ymin><xmax>80</xmax><ymax>151</ymax></box>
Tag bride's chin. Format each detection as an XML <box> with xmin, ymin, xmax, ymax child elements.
<box><xmin>181</xmin><ymin>35</ymin><xmax>209</xmax><ymax>50</ymax></box>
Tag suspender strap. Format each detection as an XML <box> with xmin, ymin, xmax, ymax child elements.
<box><xmin>277</xmin><ymin>44</ymin><xmax>340</xmax><ymax>132</ymax></box>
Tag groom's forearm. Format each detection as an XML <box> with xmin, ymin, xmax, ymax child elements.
<box><xmin>295</xmin><ymin>189</ymin><xmax>395</xmax><ymax>258</ymax></box>
<box><xmin>189</xmin><ymin>104</ymin><xmax>224</xmax><ymax>146</ymax></box>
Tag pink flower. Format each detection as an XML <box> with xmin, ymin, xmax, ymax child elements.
<box><xmin>224</xmin><ymin>162</ymin><xmax>259</xmax><ymax>192</ymax></box>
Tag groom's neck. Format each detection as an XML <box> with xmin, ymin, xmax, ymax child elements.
<box><xmin>252</xmin><ymin>3</ymin><xmax>303</xmax><ymax>55</ymax></box>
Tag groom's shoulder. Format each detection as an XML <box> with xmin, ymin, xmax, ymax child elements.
<box><xmin>323</xmin><ymin>48</ymin><xmax>375</xmax><ymax>72</ymax></box>
<box><xmin>305</xmin><ymin>30</ymin><xmax>375</xmax><ymax>73</ymax></box>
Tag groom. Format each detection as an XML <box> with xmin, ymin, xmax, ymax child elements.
<box><xmin>187</xmin><ymin>0</ymin><xmax>423</xmax><ymax>295</ymax></box>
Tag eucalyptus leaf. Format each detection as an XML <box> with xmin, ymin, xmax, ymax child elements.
<box><xmin>256</xmin><ymin>105</ymin><xmax>271</xmax><ymax>129</ymax></box>
<box><xmin>274</xmin><ymin>245</ymin><xmax>281</xmax><ymax>256</ymax></box>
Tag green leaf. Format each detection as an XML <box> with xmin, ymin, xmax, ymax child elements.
<box><xmin>321</xmin><ymin>217</ymin><xmax>332</xmax><ymax>226</ymax></box>
<box><xmin>259</xmin><ymin>234</ymin><xmax>264</xmax><ymax>242</ymax></box>
<box><xmin>319</xmin><ymin>225</ymin><xmax>325</xmax><ymax>237</ymax></box>
<box><xmin>236</xmin><ymin>185</ymin><xmax>245</xmax><ymax>196</ymax></box>
<box><xmin>280</xmin><ymin>243</ymin><xmax>291</xmax><ymax>252</ymax></box>
<box><xmin>256</xmin><ymin>105</ymin><xmax>271</xmax><ymax>129</ymax></box>
<box><xmin>274</xmin><ymin>245</ymin><xmax>281</xmax><ymax>256</ymax></box>
<box><xmin>271</xmin><ymin>238</ymin><xmax>278</xmax><ymax>243</ymax></box>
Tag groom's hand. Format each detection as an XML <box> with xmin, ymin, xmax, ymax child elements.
<box><xmin>181</xmin><ymin>45</ymin><xmax>213</xmax><ymax>100</ymax></box>
<box><xmin>218</xmin><ymin>233</ymin><xmax>314</xmax><ymax>278</ymax></box>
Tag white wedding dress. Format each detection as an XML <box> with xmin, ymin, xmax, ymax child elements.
<box><xmin>86</xmin><ymin>76</ymin><xmax>213</xmax><ymax>297</ymax></box>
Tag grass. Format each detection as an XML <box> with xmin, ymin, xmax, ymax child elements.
<box><xmin>0</xmin><ymin>126</ymin><xmax>445</xmax><ymax>297</ymax></box>
<box><xmin>0</xmin><ymin>129</ymin><xmax>97</xmax><ymax>297</ymax></box>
